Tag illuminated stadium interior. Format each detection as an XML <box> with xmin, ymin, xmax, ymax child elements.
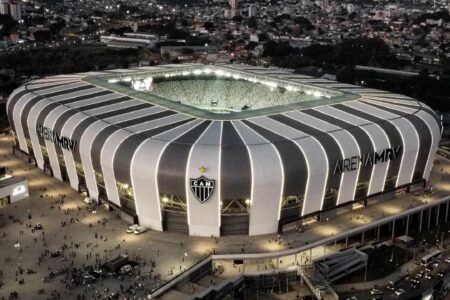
<box><xmin>87</xmin><ymin>65</ymin><xmax>350</xmax><ymax>119</ymax></box>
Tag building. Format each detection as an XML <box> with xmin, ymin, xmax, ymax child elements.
<box><xmin>0</xmin><ymin>167</ymin><xmax>28</xmax><ymax>204</ymax></box>
<box><xmin>9</xmin><ymin>1</ymin><xmax>21</xmax><ymax>21</ymax></box>
<box><xmin>0</xmin><ymin>0</ymin><xmax>8</xmax><ymax>15</ymax></box>
<box><xmin>248</xmin><ymin>4</ymin><xmax>257</xmax><ymax>17</ymax></box>
<box><xmin>6</xmin><ymin>64</ymin><xmax>441</xmax><ymax>236</ymax></box>
<box><xmin>0</xmin><ymin>0</ymin><xmax>22</xmax><ymax>21</ymax></box>
<box><xmin>100</xmin><ymin>34</ymin><xmax>157</xmax><ymax>49</ymax></box>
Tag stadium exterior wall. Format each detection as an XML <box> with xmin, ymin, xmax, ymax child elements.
<box><xmin>6</xmin><ymin>65</ymin><xmax>442</xmax><ymax>237</ymax></box>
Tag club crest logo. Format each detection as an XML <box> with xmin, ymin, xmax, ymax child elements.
<box><xmin>190</xmin><ymin>176</ymin><xmax>215</xmax><ymax>203</ymax></box>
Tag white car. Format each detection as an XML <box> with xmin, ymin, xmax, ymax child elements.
<box><xmin>133</xmin><ymin>225</ymin><xmax>148</xmax><ymax>235</ymax></box>
<box><xmin>370</xmin><ymin>289</ymin><xmax>383</xmax><ymax>295</ymax></box>
<box><xmin>119</xmin><ymin>264</ymin><xmax>132</xmax><ymax>274</ymax></box>
<box><xmin>394</xmin><ymin>289</ymin><xmax>405</xmax><ymax>296</ymax></box>
<box><xmin>83</xmin><ymin>197</ymin><xmax>93</xmax><ymax>204</ymax></box>
<box><xmin>126</xmin><ymin>224</ymin><xmax>140</xmax><ymax>234</ymax></box>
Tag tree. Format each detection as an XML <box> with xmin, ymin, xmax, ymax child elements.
<box><xmin>34</xmin><ymin>30</ymin><xmax>52</xmax><ymax>43</ymax></box>
<box><xmin>245</xmin><ymin>41</ymin><xmax>258</xmax><ymax>50</ymax></box>
<box><xmin>248</xmin><ymin>16</ymin><xmax>257</xmax><ymax>29</ymax></box>
<box><xmin>232</xmin><ymin>15</ymin><xmax>243</xmax><ymax>23</ymax></box>
<box><xmin>0</xmin><ymin>14</ymin><xmax>17</xmax><ymax>38</ymax></box>
<box><xmin>204</xmin><ymin>21</ymin><xmax>214</xmax><ymax>31</ymax></box>
<box><xmin>258</xmin><ymin>32</ymin><xmax>269</xmax><ymax>42</ymax></box>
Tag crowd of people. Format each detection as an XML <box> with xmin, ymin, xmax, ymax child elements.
<box><xmin>148</xmin><ymin>77</ymin><xmax>320</xmax><ymax>111</ymax></box>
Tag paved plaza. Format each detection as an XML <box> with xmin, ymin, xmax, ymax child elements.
<box><xmin>1</xmin><ymin>133</ymin><xmax>450</xmax><ymax>299</ymax></box>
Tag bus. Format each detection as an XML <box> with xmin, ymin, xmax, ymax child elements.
<box><xmin>420</xmin><ymin>250</ymin><xmax>441</xmax><ymax>266</ymax></box>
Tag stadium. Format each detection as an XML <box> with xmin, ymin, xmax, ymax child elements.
<box><xmin>6</xmin><ymin>64</ymin><xmax>442</xmax><ymax>236</ymax></box>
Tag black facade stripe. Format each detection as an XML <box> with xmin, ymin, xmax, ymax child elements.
<box><xmin>7</xmin><ymin>91</ymin><xmax>37</xmax><ymax>133</ymax></box>
<box><xmin>26</xmin><ymin>81</ymin><xmax>79</xmax><ymax>91</ymax></box>
<box><xmin>371</xmin><ymin>95</ymin><xmax>414</xmax><ymax>101</ymax></box>
<box><xmin>71</xmin><ymin>104</ymin><xmax>166</xmax><ymax>163</ymax></box>
<box><xmin>41</xmin><ymin>84</ymin><xmax>95</xmax><ymax>99</ymax></box>
<box><xmin>56</xmin><ymin>89</ymin><xmax>107</xmax><ymax>105</ymax></box>
<box><xmin>71</xmin><ymin>117</ymin><xmax>99</xmax><ymax>163</ymax></box>
<box><xmin>58</xmin><ymin>90</ymin><xmax>112</xmax><ymax>105</ymax></box>
<box><xmin>8</xmin><ymin>81</ymin><xmax>77</xmax><ymax>133</ymax></box>
<box><xmin>92</xmin><ymin>110</ymin><xmax>180</xmax><ymax>173</ymax></box>
<box><xmin>26</xmin><ymin>79</ymin><xmax>77</xmax><ymax>86</ymax></box>
<box><xmin>304</xmin><ymin>109</ymin><xmax>374</xmax><ymax>186</ymax></box>
<box><xmin>365</xmin><ymin>98</ymin><xmax>441</xmax><ymax>126</ymax></box>
<box><xmin>23</xmin><ymin>91</ymin><xmax>108</xmax><ymax>144</ymax></box>
<box><xmin>363</xmin><ymin>101</ymin><xmax>431</xmax><ymax>181</ymax></box>
<box><xmin>19</xmin><ymin>84</ymin><xmax>97</xmax><ymax>138</ymax></box>
<box><xmin>91</xmin><ymin>126</ymin><xmax>121</xmax><ymax>173</ymax></box>
<box><xmin>29</xmin><ymin>88</ymin><xmax>106</xmax><ymax>148</ymax></box>
<box><xmin>78</xmin><ymin>96</ymin><xmax>133</xmax><ymax>111</ymax></box>
<box><xmin>220</xmin><ymin>121</ymin><xmax>252</xmax><ymax>200</ymax></box>
<box><xmin>332</xmin><ymin>104</ymin><xmax>403</xmax><ymax>190</ymax></box>
<box><xmin>35</xmin><ymin>103</ymin><xmax>61</xmax><ymax>147</ymax></box>
<box><xmin>96</xmin><ymin>103</ymin><xmax>150</xmax><ymax>119</ymax></box>
<box><xmin>116</xmin><ymin>110</ymin><xmax>177</xmax><ymax>128</ymax></box>
<box><xmin>140</xmin><ymin>118</ymin><xmax>194</xmax><ymax>138</ymax></box>
<box><xmin>158</xmin><ymin>120</ymin><xmax>212</xmax><ymax>197</ymax></box>
<box><xmin>242</xmin><ymin>120</ymin><xmax>307</xmax><ymax>197</ymax></box>
<box><xmin>269</xmin><ymin>114</ymin><xmax>343</xmax><ymax>210</ymax></box>
<box><xmin>52</xmin><ymin>110</ymin><xmax>80</xmax><ymax>158</ymax></box>
<box><xmin>113</xmin><ymin>118</ymin><xmax>195</xmax><ymax>184</ymax></box>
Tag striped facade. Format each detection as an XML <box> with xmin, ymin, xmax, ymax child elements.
<box><xmin>6</xmin><ymin>64</ymin><xmax>442</xmax><ymax>236</ymax></box>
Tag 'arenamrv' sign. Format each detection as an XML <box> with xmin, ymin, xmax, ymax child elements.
<box><xmin>36</xmin><ymin>124</ymin><xmax>77</xmax><ymax>152</ymax></box>
<box><xmin>333</xmin><ymin>146</ymin><xmax>402</xmax><ymax>175</ymax></box>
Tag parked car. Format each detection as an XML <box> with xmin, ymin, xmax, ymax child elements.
<box><xmin>119</xmin><ymin>264</ymin><xmax>132</xmax><ymax>275</ymax></box>
<box><xmin>50</xmin><ymin>250</ymin><xmax>61</xmax><ymax>257</ymax></box>
<box><xmin>394</xmin><ymin>288</ymin><xmax>405</xmax><ymax>296</ymax></box>
<box><xmin>126</xmin><ymin>224</ymin><xmax>140</xmax><ymax>234</ymax></box>
<box><xmin>133</xmin><ymin>225</ymin><xmax>148</xmax><ymax>235</ymax></box>
<box><xmin>34</xmin><ymin>223</ymin><xmax>43</xmax><ymax>230</ymax></box>
<box><xmin>83</xmin><ymin>197</ymin><xmax>93</xmax><ymax>204</ymax></box>
<box><xmin>83</xmin><ymin>274</ymin><xmax>96</xmax><ymax>284</ymax></box>
<box><xmin>370</xmin><ymin>289</ymin><xmax>383</xmax><ymax>295</ymax></box>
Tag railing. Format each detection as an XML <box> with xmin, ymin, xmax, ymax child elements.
<box><xmin>211</xmin><ymin>195</ymin><xmax>450</xmax><ymax>260</ymax></box>
<box><xmin>148</xmin><ymin>195</ymin><xmax>450</xmax><ymax>298</ymax></box>
<box><xmin>148</xmin><ymin>255</ymin><xmax>211</xmax><ymax>299</ymax></box>
<box><xmin>185</xmin><ymin>274</ymin><xmax>244</xmax><ymax>300</ymax></box>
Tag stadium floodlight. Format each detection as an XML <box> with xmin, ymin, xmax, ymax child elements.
<box><xmin>215</xmin><ymin>70</ymin><xmax>225</xmax><ymax>76</ymax></box>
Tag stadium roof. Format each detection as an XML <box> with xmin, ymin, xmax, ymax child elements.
<box><xmin>85</xmin><ymin>64</ymin><xmax>359</xmax><ymax>120</ymax></box>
